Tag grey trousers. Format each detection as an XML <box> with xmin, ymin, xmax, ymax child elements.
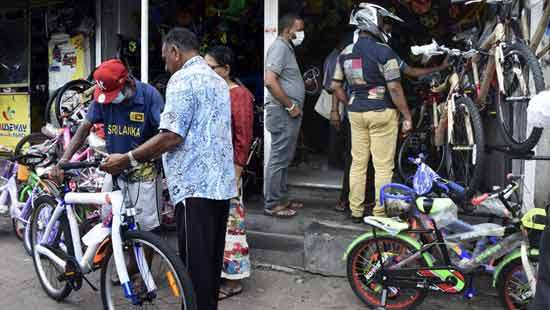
<box><xmin>264</xmin><ymin>102</ymin><xmax>302</xmax><ymax>210</ymax></box>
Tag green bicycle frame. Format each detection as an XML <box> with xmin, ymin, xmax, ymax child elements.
<box><xmin>344</xmin><ymin>230</ymin><xmax>466</xmax><ymax>292</ymax></box>
<box><xmin>18</xmin><ymin>171</ymin><xmax>42</xmax><ymax>202</ymax></box>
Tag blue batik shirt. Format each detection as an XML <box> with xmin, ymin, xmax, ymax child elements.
<box><xmin>160</xmin><ymin>56</ymin><xmax>237</xmax><ymax>204</ymax></box>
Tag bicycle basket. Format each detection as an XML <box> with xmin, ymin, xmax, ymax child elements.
<box><xmin>381</xmin><ymin>183</ymin><xmax>415</xmax><ymax>218</ymax></box>
<box><xmin>522</xmin><ymin>207</ymin><xmax>546</xmax><ymax>248</ymax></box>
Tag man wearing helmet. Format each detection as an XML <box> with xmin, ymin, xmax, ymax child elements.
<box><xmin>332</xmin><ymin>3</ymin><xmax>448</xmax><ymax>221</ymax></box>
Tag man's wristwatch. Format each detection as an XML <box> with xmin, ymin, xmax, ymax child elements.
<box><xmin>285</xmin><ymin>103</ymin><xmax>296</xmax><ymax>112</ymax></box>
<box><xmin>127</xmin><ymin>151</ymin><xmax>138</xmax><ymax>167</ymax></box>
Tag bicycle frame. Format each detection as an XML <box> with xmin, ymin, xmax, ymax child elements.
<box><xmin>472</xmin><ymin>20</ymin><xmax>508</xmax><ymax>105</ymax></box>
<box><xmin>34</xmin><ymin>189</ymin><xmax>156</xmax><ymax>304</ymax></box>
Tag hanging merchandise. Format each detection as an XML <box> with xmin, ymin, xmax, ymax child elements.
<box><xmin>48</xmin><ymin>33</ymin><xmax>91</xmax><ymax>96</ymax></box>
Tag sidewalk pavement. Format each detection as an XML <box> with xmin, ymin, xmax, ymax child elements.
<box><xmin>0</xmin><ymin>221</ymin><xmax>503</xmax><ymax>310</ymax></box>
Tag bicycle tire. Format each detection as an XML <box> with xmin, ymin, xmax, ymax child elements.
<box><xmin>14</xmin><ymin>133</ymin><xmax>55</xmax><ymax>167</ymax></box>
<box><xmin>496</xmin><ymin>41</ymin><xmax>545</xmax><ymax>153</ymax></box>
<box><xmin>30</xmin><ymin>194</ymin><xmax>74</xmax><ymax>301</ymax></box>
<box><xmin>497</xmin><ymin>255</ymin><xmax>538</xmax><ymax>310</ymax></box>
<box><xmin>44</xmin><ymin>88</ymin><xmax>62</xmax><ymax>127</ymax></box>
<box><xmin>347</xmin><ymin>235</ymin><xmax>428</xmax><ymax>309</ymax></box>
<box><xmin>446</xmin><ymin>96</ymin><xmax>485</xmax><ymax>199</ymax></box>
<box><xmin>100</xmin><ymin>230</ymin><xmax>197</xmax><ymax>310</ymax></box>
<box><xmin>54</xmin><ymin>79</ymin><xmax>94</xmax><ymax>126</ymax></box>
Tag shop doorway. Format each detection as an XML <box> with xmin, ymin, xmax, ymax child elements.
<box><xmin>278</xmin><ymin>0</ymin><xmax>358</xmax><ymax>191</ymax></box>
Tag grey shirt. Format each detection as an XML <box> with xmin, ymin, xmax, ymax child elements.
<box><xmin>265</xmin><ymin>37</ymin><xmax>305</xmax><ymax>106</ymax></box>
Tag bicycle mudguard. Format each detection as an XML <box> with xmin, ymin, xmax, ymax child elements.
<box><xmin>343</xmin><ymin>231</ymin><xmax>432</xmax><ymax>264</ymax></box>
<box><xmin>492</xmin><ymin>248</ymin><xmax>539</xmax><ymax>287</ymax></box>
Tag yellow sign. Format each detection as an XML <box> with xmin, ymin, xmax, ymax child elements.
<box><xmin>0</xmin><ymin>93</ymin><xmax>31</xmax><ymax>150</ymax></box>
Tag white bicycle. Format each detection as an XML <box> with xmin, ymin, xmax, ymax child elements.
<box><xmin>30</xmin><ymin>160</ymin><xmax>196</xmax><ymax>309</ymax></box>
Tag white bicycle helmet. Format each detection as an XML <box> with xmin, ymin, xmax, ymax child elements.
<box><xmin>349</xmin><ymin>3</ymin><xmax>404</xmax><ymax>43</ymax></box>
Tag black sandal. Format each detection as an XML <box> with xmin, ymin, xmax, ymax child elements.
<box><xmin>218</xmin><ymin>283</ymin><xmax>243</xmax><ymax>300</ymax></box>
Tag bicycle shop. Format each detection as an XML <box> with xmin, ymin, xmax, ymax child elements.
<box><xmin>264</xmin><ymin>0</ymin><xmax>550</xmax><ymax>215</ymax></box>
<box><xmin>0</xmin><ymin>1</ymin><xmax>265</xmax><ymax>198</ymax></box>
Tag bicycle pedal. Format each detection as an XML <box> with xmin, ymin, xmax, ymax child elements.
<box><xmin>60</xmin><ymin>258</ymin><xmax>84</xmax><ymax>291</ymax></box>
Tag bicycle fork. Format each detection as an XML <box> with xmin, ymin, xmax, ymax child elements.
<box><xmin>110</xmin><ymin>191</ymin><xmax>157</xmax><ymax>305</ymax></box>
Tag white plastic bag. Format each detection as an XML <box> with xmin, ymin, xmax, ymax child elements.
<box><xmin>527</xmin><ymin>90</ymin><xmax>550</xmax><ymax>128</ymax></box>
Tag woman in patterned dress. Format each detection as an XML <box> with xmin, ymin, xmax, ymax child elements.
<box><xmin>205</xmin><ymin>45</ymin><xmax>254</xmax><ymax>300</ymax></box>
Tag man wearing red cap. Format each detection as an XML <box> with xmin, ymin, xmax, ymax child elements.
<box><xmin>51</xmin><ymin>59</ymin><xmax>165</xmax><ymax>232</ymax></box>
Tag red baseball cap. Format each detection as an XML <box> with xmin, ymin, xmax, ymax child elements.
<box><xmin>93</xmin><ymin>59</ymin><xmax>129</xmax><ymax>104</ymax></box>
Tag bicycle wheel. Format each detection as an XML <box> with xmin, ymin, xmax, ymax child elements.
<box><xmin>14</xmin><ymin>133</ymin><xmax>56</xmax><ymax>167</ymax></box>
<box><xmin>496</xmin><ymin>41</ymin><xmax>545</xmax><ymax>153</ymax></box>
<box><xmin>398</xmin><ymin>131</ymin><xmax>445</xmax><ymax>184</ymax></box>
<box><xmin>30</xmin><ymin>195</ymin><xmax>73</xmax><ymax>301</ymax></box>
<box><xmin>100</xmin><ymin>230</ymin><xmax>197</xmax><ymax>310</ymax></box>
<box><xmin>54</xmin><ymin>79</ymin><xmax>94</xmax><ymax>126</ymax></box>
<box><xmin>44</xmin><ymin>87</ymin><xmax>62</xmax><ymax>127</ymax></box>
<box><xmin>347</xmin><ymin>236</ymin><xmax>428</xmax><ymax>309</ymax></box>
<box><xmin>497</xmin><ymin>256</ymin><xmax>538</xmax><ymax>310</ymax></box>
<box><xmin>446</xmin><ymin>96</ymin><xmax>485</xmax><ymax>198</ymax></box>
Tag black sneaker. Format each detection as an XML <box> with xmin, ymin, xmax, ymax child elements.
<box><xmin>351</xmin><ymin>216</ymin><xmax>363</xmax><ymax>224</ymax></box>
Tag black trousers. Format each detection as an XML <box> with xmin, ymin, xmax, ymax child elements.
<box><xmin>340</xmin><ymin>117</ymin><xmax>376</xmax><ymax>207</ymax></box>
<box><xmin>530</xmin><ymin>227</ymin><xmax>550</xmax><ymax>309</ymax></box>
<box><xmin>176</xmin><ymin>198</ymin><xmax>230</xmax><ymax>310</ymax></box>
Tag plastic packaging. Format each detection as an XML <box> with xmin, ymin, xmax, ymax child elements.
<box><xmin>445</xmin><ymin>223</ymin><xmax>506</xmax><ymax>242</ymax></box>
<box><xmin>473</xmin><ymin>197</ymin><xmax>512</xmax><ymax>219</ymax></box>
<box><xmin>416</xmin><ymin>197</ymin><xmax>458</xmax><ymax>229</ymax></box>
<box><xmin>527</xmin><ymin>90</ymin><xmax>550</xmax><ymax>128</ymax></box>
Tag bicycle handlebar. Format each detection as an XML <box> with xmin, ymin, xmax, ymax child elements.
<box><xmin>59</xmin><ymin>160</ymin><xmax>101</xmax><ymax>171</ymax></box>
<box><xmin>471</xmin><ymin>174</ymin><xmax>521</xmax><ymax>205</ymax></box>
<box><xmin>411</xmin><ymin>40</ymin><xmax>478</xmax><ymax>59</ymax></box>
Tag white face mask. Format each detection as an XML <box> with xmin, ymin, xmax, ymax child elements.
<box><xmin>111</xmin><ymin>91</ymin><xmax>126</xmax><ymax>104</ymax></box>
<box><xmin>292</xmin><ymin>31</ymin><xmax>305</xmax><ymax>46</ymax></box>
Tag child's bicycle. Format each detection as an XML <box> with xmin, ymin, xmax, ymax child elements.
<box><xmin>30</xmin><ymin>160</ymin><xmax>196</xmax><ymax>309</ymax></box>
<box><xmin>0</xmin><ymin>154</ymin><xmax>58</xmax><ymax>255</ymax></box>
<box><xmin>344</xmin><ymin>156</ymin><xmax>539</xmax><ymax>309</ymax></box>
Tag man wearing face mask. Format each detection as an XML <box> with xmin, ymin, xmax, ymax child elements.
<box><xmin>264</xmin><ymin>13</ymin><xmax>306</xmax><ymax>218</ymax></box>
<box><xmin>50</xmin><ymin>59</ymin><xmax>165</xmax><ymax>232</ymax></box>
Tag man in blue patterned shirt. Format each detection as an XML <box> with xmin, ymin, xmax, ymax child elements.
<box><xmin>101</xmin><ymin>27</ymin><xmax>236</xmax><ymax>310</ymax></box>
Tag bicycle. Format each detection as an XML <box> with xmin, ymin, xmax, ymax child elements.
<box><xmin>344</xmin><ymin>157</ymin><xmax>538</xmax><ymax>309</ymax></box>
<box><xmin>6</xmin><ymin>153</ymin><xmax>58</xmax><ymax>255</ymax></box>
<box><xmin>452</xmin><ymin>0</ymin><xmax>545</xmax><ymax>153</ymax></box>
<box><xmin>30</xmin><ymin>160</ymin><xmax>196</xmax><ymax>309</ymax></box>
<box><xmin>398</xmin><ymin>42</ymin><xmax>485</xmax><ymax>198</ymax></box>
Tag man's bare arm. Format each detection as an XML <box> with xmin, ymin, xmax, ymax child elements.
<box><xmin>265</xmin><ymin>71</ymin><xmax>293</xmax><ymax>108</ymax></box>
<box><xmin>387</xmin><ymin>81</ymin><xmax>411</xmax><ymax>121</ymax></box>
<box><xmin>331</xmin><ymin>81</ymin><xmax>349</xmax><ymax>105</ymax></box>
<box><xmin>60</xmin><ymin>121</ymin><xmax>93</xmax><ymax>161</ymax></box>
<box><xmin>131</xmin><ymin>131</ymin><xmax>183</xmax><ymax>162</ymax></box>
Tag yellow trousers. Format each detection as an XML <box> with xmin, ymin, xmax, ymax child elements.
<box><xmin>348</xmin><ymin>109</ymin><xmax>398</xmax><ymax>218</ymax></box>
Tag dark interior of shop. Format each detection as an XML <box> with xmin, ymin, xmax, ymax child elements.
<box><xmin>278</xmin><ymin>0</ymin><xmax>506</xmax><ymax>191</ymax></box>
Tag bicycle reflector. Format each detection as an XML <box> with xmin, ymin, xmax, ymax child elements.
<box><xmin>166</xmin><ymin>271</ymin><xmax>180</xmax><ymax>297</ymax></box>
